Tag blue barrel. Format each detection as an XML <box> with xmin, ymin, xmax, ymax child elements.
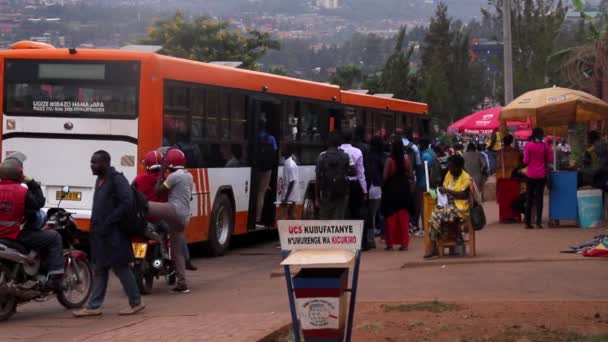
<box><xmin>549</xmin><ymin>171</ymin><xmax>578</xmax><ymax>221</ymax></box>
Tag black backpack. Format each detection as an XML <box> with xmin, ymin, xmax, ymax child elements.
<box><xmin>121</xmin><ymin>184</ymin><xmax>149</xmax><ymax>238</ymax></box>
<box><xmin>257</xmin><ymin>133</ymin><xmax>276</xmax><ymax>171</ymax></box>
<box><xmin>317</xmin><ymin>149</ymin><xmax>350</xmax><ymax>199</ymax></box>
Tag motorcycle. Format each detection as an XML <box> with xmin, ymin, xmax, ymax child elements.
<box><xmin>0</xmin><ymin>186</ymin><xmax>93</xmax><ymax>321</ymax></box>
<box><xmin>131</xmin><ymin>222</ymin><xmax>175</xmax><ymax>294</ymax></box>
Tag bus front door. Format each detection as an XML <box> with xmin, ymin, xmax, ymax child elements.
<box><xmin>248</xmin><ymin>97</ymin><xmax>281</xmax><ymax>230</ymax></box>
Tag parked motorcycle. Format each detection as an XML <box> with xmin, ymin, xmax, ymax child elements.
<box><xmin>132</xmin><ymin>222</ymin><xmax>175</xmax><ymax>294</ymax></box>
<box><xmin>0</xmin><ymin>186</ymin><xmax>93</xmax><ymax>321</ymax></box>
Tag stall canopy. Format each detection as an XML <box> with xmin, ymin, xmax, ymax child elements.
<box><xmin>448</xmin><ymin>106</ymin><xmax>528</xmax><ymax>134</ymax></box>
<box><xmin>514</xmin><ymin>129</ymin><xmax>555</xmax><ymax>141</ymax></box>
<box><xmin>500</xmin><ymin>87</ymin><xmax>608</xmax><ymax>128</ymax></box>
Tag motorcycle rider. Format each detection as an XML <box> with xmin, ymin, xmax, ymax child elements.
<box><xmin>0</xmin><ymin>152</ymin><xmax>64</xmax><ymax>290</ymax></box>
<box><xmin>132</xmin><ymin>150</ymin><xmax>197</xmax><ymax>271</ymax></box>
<box><xmin>147</xmin><ymin>148</ymin><xmax>194</xmax><ymax>293</ymax></box>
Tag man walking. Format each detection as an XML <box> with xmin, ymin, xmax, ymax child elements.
<box><xmin>316</xmin><ymin>131</ymin><xmax>351</xmax><ymax>220</ymax></box>
<box><xmin>340</xmin><ymin>128</ymin><xmax>367</xmax><ymax>221</ymax></box>
<box><xmin>280</xmin><ymin>146</ymin><xmax>298</xmax><ymax>220</ymax></box>
<box><xmin>74</xmin><ymin>150</ymin><xmax>144</xmax><ymax>317</ymax></box>
<box><xmin>352</xmin><ymin>126</ymin><xmax>375</xmax><ymax>249</ymax></box>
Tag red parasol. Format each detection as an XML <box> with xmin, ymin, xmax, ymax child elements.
<box><xmin>448</xmin><ymin>107</ymin><xmax>528</xmax><ymax>135</ymax></box>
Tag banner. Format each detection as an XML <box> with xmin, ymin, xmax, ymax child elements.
<box><xmin>278</xmin><ymin>220</ymin><xmax>363</xmax><ymax>251</ymax></box>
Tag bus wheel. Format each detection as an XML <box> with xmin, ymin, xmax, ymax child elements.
<box><xmin>208</xmin><ymin>193</ymin><xmax>234</xmax><ymax>257</ymax></box>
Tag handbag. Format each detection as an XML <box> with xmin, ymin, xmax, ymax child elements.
<box><xmin>470</xmin><ymin>203</ymin><xmax>486</xmax><ymax>231</ymax></box>
<box><xmin>469</xmin><ymin>182</ymin><xmax>486</xmax><ymax>231</ymax></box>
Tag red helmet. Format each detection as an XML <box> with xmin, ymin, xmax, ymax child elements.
<box><xmin>142</xmin><ymin>150</ymin><xmax>164</xmax><ymax>171</ymax></box>
<box><xmin>165</xmin><ymin>149</ymin><xmax>186</xmax><ymax>169</ymax></box>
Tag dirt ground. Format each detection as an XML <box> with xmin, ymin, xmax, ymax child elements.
<box><xmin>352</xmin><ymin>301</ymin><xmax>608</xmax><ymax>342</ymax></box>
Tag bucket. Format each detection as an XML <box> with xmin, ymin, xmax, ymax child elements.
<box><xmin>577</xmin><ymin>189</ymin><xmax>603</xmax><ymax>228</ymax></box>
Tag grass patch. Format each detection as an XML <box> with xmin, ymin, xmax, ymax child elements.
<box><xmin>494</xmin><ymin>325</ymin><xmax>608</xmax><ymax>342</ymax></box>
<box><xmin>383</xmin><ymin>300</ymin><xmax>464</xmax><ymax>313</ymax></box>
<box><xmin>358</xmin><ymin>322</ymin><xmax>384</xmax><ymax>331</ymax></box>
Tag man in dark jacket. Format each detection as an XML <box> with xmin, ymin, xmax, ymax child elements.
<box><xmin>73</xmin><ymin>150</ymin><xmax>144</xmax><ymax>317</ymax></box>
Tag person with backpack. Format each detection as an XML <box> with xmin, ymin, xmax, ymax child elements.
<box><xmin>315</xmin><ymin>131</ymin><xmax>351</xmax><ymax>220</ymax></box>
<box><xmin>382</xmin><ymin>135</ymin><xmax>415</xmax><ymax>251</ymax></box>
<box><xmin>255</xmin><ymin>118</ymin><xmax>278</xmax><ymax>224</ymax></box>
<box><xmin>132</xmin><ymin>150</ymin><xmax>197</xmax><ymax>271</ymax></box>
<box><xmin>401</xmin><ymin>129</ymin><xmax>420</xmax><ymax>232</ymax></box>
<box><xmin>146</xmin><ymin>148</ymin><xmax>194</xmax><ymax>293</ymax></box>
<box><xmin>73</xmin><ymin>150</ymin><xmax>144</xmax><ymax>317</ymax></box>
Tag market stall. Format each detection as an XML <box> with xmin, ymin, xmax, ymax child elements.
<box><xmin>447</xmin><ymin>106</ymin><xmax>528</xmax><ymax>135</ymax></box>
<box><xmin>500</xmin><ymin>87</ymin><xmax>608</xmax><ymax>227</ymax></box>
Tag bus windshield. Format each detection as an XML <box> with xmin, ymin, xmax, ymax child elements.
<box><xmin>4</xmin><ymin>60</ymin><xmax>140</xmax><ymax>118</ymax></box>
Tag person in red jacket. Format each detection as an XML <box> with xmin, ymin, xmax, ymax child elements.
<box><xmin>0</xmin><ymin>152</ymin><xmax>63</xmax><ymax>290</ymax></box>
<box><xmin>132</xmin><ymin>150</ymin><xmax>197</xmax><ymax>271</ymax></box>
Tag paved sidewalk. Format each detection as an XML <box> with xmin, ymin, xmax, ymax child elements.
<box><xmin>74</xmin><ymin>313</ymin><xmax>289</xmax><ymax>342</ymax></box>
<box><xmin>4</xmin><ymin>200</ymin><xmax>606</xmax><ymax>342</ymax></box>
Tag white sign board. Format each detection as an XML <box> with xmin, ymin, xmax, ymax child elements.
<box><xmin>278</xmin><ymin>220</ymin><xmax>364</xmax><ymax>251</ymax></box>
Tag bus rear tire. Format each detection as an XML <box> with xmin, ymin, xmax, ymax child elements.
<box><xmin>207</xmin><ymin>193</ymin><xmax>234</xmax><ymax>257</ymax></box>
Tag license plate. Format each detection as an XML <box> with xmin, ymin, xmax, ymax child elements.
<box><xmin>56</xmin><ymin>191</ymin><xmax>82</xmax><ymax>201</ymax></box>
<box><xmin>132</xmin><ymin>243</ymin><xmax>148</xmax><ymax>259</ymax></box>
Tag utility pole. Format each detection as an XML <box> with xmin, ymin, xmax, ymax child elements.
<box><xmin>503</xmin><ymin>0</ymin><xmax>514</xmax><ymax>104</ymax></box>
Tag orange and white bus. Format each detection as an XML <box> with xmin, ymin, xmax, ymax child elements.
<box><xmin>0</xmin><ymin>41</ymin><xmax>429</xmax><ymax>255</ymax></box>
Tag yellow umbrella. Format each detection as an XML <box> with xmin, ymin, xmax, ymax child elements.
<box><xmin>501</xmin><ymin>87</ymin><xmax>608</xmax><ymax>171</ymax></box>
<box><xmin>500</xmin><ymin>87</ymin><xmax>608</xmax><ymax>128</ymax></box>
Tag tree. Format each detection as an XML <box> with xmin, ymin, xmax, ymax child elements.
<box><xmin>484</xmin><ymin>0</ymin><xmax>567</xmax><ymax>97</ymax></box>
<box><xmin>266</xmin><ymin>66</ymin><xmax>291</xmax><ymax>77</ymax></box>
<box><xmin>379</xmin><ymin>26</ymin><xmax>418</xmax><ymax>100</ymax></box>
<box><xmin>329</xmin><ymin>64</ymin><xmax>363</xmax><ymax>89</ymax></box>
<box><xmin>419</xmin><ymin>3</ymin><xmax>456</xmax><ymax>126</ymax></box>
<box><xmin>552</xmin><ymin>0</ymin><xmax>608</xmax><ymax>101</ymax></box>
<box><xmin>138</xmin><ymin>12</ymin><xmax>279</xmax><ymax>69</ymax></box>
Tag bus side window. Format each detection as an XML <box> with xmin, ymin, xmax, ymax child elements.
<box><xmin>229</xmin><ymin>93</ymin><xmax>248</xmax><ymax>167</ymax></box>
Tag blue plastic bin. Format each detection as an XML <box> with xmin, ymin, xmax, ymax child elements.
<box><xmin>577</xmin><ymin>189</ymin><xmax>604</xmax><ymax>228</ymax></box>
<box><xmin>549</xmin><ymin>171</ymin><xmax>578</xmax><ymax>221</ymax></box>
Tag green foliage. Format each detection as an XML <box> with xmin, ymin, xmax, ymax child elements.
<box><xmin>383</xmin><ymin>300</ymin><xmax>464</xmax><ymax>313</ymax></box>
<box><xmin>484</xmin><ymin>0</ymin><xmax>567</xmax><ymax>97</ymax></box>
<box><xmin>266</xmin><ymin>66</ymin><xmax>291</xmax><ymax>77</ymax></box>
<box><xmin>138</xmin><ymin>12</ymin><xmax>279</xmax><ymax>69</ymax></box>
<box><xmin>377</xmin><ymin>26</ymin><xmax>419</xmax><ymax>100</ymax></box>
<box><xmin>330</xmin><ymin>64</ymin><xmax>363</xmax><ymax>89</ymax></box>
<box><xmin>419</xmin><ymin>2</ymin><xmax>490</xmax><ymax>127</ymax></box>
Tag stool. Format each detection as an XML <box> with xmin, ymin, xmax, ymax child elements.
<box><xmin>436</xmin><ymin>218</ymin><xmax>476</xmax><ymax>257</ymax></box>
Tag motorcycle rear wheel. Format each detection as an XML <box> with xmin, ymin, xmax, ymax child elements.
<box><xmin>0</xmin><ymin>295</ymin><xmax>16</xmax><ymax>321</ymax></box>
<box><xmin>134</xmin><ymin>261</ymin><xmax>154</xmax><ymax>295</ymax></box>
<box><xmin>57</xmin><ymin>258</ymin><xmax>93</xmax><ymax>309</ymax></box>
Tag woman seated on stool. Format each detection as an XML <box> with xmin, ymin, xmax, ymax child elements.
<box><xmin>424</xmin><ymin>154</ymin><xmax>472</xmax><ymax>260</ymax></box>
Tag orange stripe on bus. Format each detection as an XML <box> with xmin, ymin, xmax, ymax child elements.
<box><xmin>204</xmin><ymin>169</ymin><xmax>211</xmax><ymax>215</ymax></box>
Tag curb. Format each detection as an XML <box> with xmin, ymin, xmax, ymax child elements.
<box><xmin>256</xmin><ymin>322</ymin><xmax>291</xmax><ymax>342</ymax></box>
<box><xmin>400</xmin><ymin>256</ymin><xmax>606</xmax><ymax>269</ymax></box>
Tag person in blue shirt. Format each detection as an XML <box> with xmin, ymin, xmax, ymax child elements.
<box><xmin>255</xmin><ymin>117</ymin><xmax>278</xmax><ymax>224</ymax></box>
<box><xmin>410</xmin><ymin>138</ymin><xmax>433</xmax><ymax>237</ymax></box>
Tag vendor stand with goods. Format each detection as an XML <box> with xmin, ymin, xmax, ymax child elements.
<box><xmin>500</xmin><ymin>87</ymin><xmax>608</xmax><ymax>228</ymax></box>
<box><xmin>447</xmin><ymin>106</ymin><xmax>531</xmax><ymax>223</ymax></box>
